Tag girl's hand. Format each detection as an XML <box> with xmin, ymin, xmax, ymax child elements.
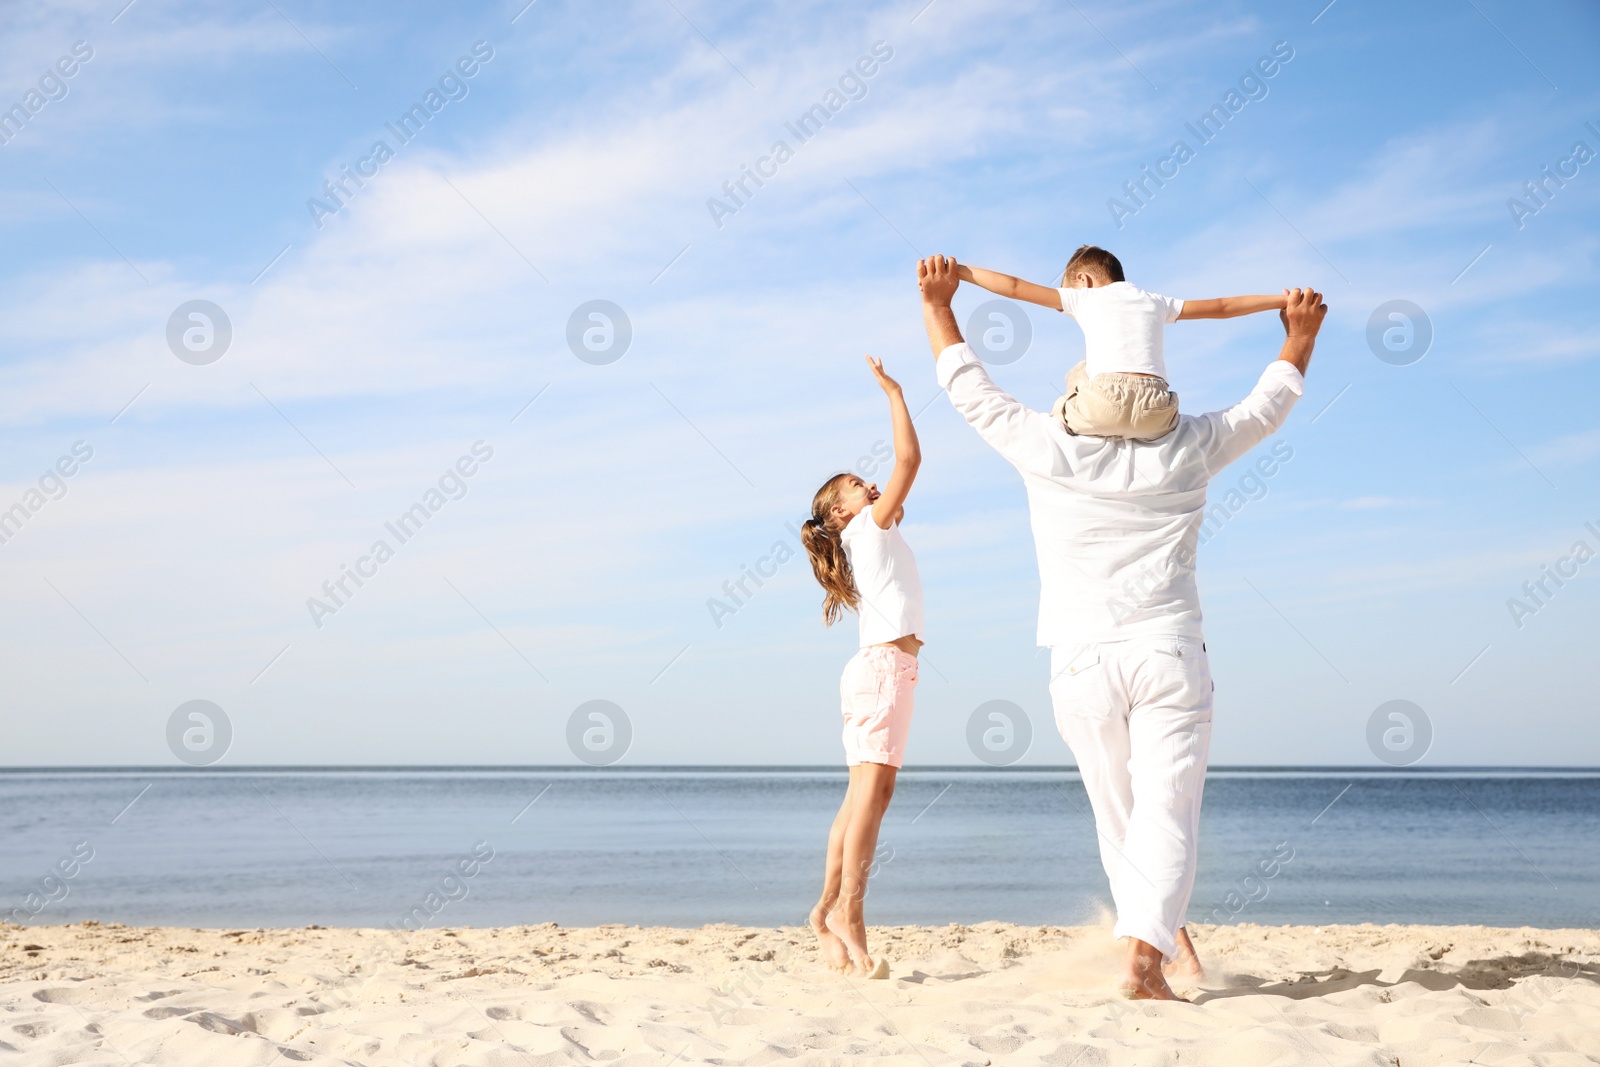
<box><xmin>865</xmin><ymin>355</ymin><xmax>901</xmax><ymax>395</ymax></box>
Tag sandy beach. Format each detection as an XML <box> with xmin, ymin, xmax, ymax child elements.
<box><xmin>3</xmin><ymin>919</ymin><xmax>1597</xmax><ymax>1065</ymax></box>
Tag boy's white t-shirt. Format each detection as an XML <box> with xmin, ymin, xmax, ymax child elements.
<box><xmin>840</xmin><ymin>509</ymin><xmax>925</xmax><ymax>648</ymax></box>
<box><xmin>1057</xmin><ymin>281</ymin><xmax>1184</xmax><ymax>380</ymax></box>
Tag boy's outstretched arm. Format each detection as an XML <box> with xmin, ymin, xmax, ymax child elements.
<box><xmin>1178</xmin><ymin>293</ymin><xmax>1289</xmax><ymax>320</ymax></box>
<box><xmin>956</xmin><ymin>264</ymin><xmax>1063</xmax><ymax>310</ymax></box>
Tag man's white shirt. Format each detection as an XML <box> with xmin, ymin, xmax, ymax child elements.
<box><xmin>936</xmin><ymin>342</ymin><xmax>1304</xmax><ymax>648</ymax></box>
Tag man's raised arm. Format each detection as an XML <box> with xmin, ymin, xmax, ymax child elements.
<box><xmin>1276</xmin><ymin>286</ymin><xmax>1325</xmax><ymax>375</ymax></box>
<box><xmin>1194</xmin><ymin>286</ymin><xmax>1327</xmax><ymax>475</ymax></box>
<box><xmin>918</xmin><ymin>254</ymin><xmax>1061</xmax><ymax>478</ymax></box>
<box><xmin>919</xmin><ymin>255</ymin><xmax>964</xmax><ymax>356</ymax></box>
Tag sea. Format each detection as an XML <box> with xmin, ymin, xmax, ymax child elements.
<box><xmin>2</xmin><ymin>768</ymin><xmax>1596</xmax><ymax>931</ymax></box>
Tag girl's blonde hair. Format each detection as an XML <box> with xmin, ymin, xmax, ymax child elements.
<box><xmin>800</xmin><ymin>473</ymin><xmax>859</xmax><ymax>626</ymax></box>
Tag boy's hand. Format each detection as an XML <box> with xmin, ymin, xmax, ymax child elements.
<box><xmin>1280</xmin><ymin>287</ymin><xmax>1327</xmax><ymax>339</ymax></box>
<box><xmin>865</xmin><ymin>355</ymin><xmax>901</xmax><ymax>395</ymax></box>
<box><xmin>918</xmin><ymin>255</ymin><xmax>960</xmax><ymax>306</ymax></box>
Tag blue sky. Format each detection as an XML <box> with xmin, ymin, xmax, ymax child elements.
<box><xmin>0</xmin><ymin>0</ymin><xmax>1596</xmax><ymax>767</ymax></box>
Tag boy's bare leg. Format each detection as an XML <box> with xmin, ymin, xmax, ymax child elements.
<box><xmin>1165</xmin><ymin>926</ymin><xmax>1205</xmax><ymax>981</ymax></box>
<box><xmin>1120</xmin><ymin>938</ymin><xmax>1188</xmax><ymax>1001</ymax></box>
<box><xmin>825</xmin><ymin>762</ymin><xmax>897</xmax><ymax>976</ymax></box>
<box><xmin>810</xmin><ymin>782</ymin><xmax>854</xmax><ymax>973</ymax></box>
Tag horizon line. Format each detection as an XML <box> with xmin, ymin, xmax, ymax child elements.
<box><xmin>3</xmin><ymin>763</ymin><xmax>1598</xmax><ymax>774</ymax></box>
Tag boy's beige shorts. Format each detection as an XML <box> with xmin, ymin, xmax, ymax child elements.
<box><xmin>1051</xmin><ymin>361</ymin><xmax>1179</xmax><ymax>441</ymax></box>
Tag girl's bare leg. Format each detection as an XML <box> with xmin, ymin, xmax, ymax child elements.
<box><xmin>810</xmin><ymin>781</ymin><xmax>854</xmax><ymax>973</ymax></box>
<box><xmin>825</xmin><ymin>762</ymin><xmax>897</xmax><ymax>975</ymax></box>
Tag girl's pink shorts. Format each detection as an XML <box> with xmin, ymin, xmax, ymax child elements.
<box><xmin>840</xmin><ymin>645</ymin><xmax>919</xmax><ymax>768</ymax></box>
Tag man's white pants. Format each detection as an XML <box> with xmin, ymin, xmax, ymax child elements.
<box><xmin>1049</xmin><ymin>636</ymin><xmax>1213</xmax><ymax>961</ymax></box>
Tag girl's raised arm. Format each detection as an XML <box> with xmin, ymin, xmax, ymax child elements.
<box><xmin>866</xmin><ymin>356</ymin><xmax>921</xmax><ymax>529</ymax></box>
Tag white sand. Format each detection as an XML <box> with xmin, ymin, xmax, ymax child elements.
<box><xmin>3</xmin><ymin>919</ymin><xmax>1597</xmax><ymax>1065</ymax></box>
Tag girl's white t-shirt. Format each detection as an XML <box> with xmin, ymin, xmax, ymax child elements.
<box><xmin>1057</xmin><ymin>281</ymin><xmax>1185</xmax><ymax>379</ymax></box>
<box><xmin>840</xmin><ymin>509</ymin><xmax>925</xmax><ymax>647</ymax></box>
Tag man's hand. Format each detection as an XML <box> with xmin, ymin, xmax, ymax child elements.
<box><xmin>1279</xmin><ymin>287</ymin><xmax>1327</xmax><ymax>338</ymax></box>
<box><xmin>1275</xmin><ymin>287</ymin><xmax>1326</xmax><ymax>375</ymax></box>
<box><xmin>918</xmin><ymin>255</ymin><xmax>960</xmax><ymax>307</ymax></box>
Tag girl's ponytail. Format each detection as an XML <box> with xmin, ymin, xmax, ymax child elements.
<box><xmin>801</xmin><ymin>474</ymin><xmax>859</xmax><ymax>626</ymax></box>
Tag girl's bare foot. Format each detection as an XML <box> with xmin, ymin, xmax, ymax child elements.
<box><xmin>1119</xmin><ymin>938</ymin><xmax>1189</xmax><ymax>1002</ymax></box>
<box><xmin>824</xmin><ymin>906</ymin><xmax>872</xmax><ymax>975</ymax></box>
<box><xmin>810</xmin><ymin>903</ymin><xmax>851</xmax><ymax>973</ymax></box>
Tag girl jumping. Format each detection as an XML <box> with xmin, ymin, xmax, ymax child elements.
<box><xmin>800</xmin><ymin>355</ymin><xmax>925</xmax><ymax>980</ymax></box>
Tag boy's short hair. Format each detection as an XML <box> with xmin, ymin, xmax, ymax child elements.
<box><xmin>1061</xmin><ymin>245</ymin><xmax>1125</xmax><ymax>286</ymax></box>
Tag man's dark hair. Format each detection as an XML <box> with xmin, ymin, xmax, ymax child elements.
<box><xmin>1061</xmin><ymin>245</ymin><xmax>1125</xmax><ymax>286</ymax></box>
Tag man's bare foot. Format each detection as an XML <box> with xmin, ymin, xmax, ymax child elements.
<box><xmin>810</xmin><ymin>903</ymin><xmax>851</xmax><ymax>974</ymax></box>
<box><xmin>1119</xmin><ymin>938</ymin><xmax>1189</xmax><ymax>1002</ymax></box>
<box><xmin>824</xmin><ymin>906</ymin><xmax>872</xmax><ymax>976</ymax></box>
<box><xmin>1165</xmin><ymin>928</ymin><xmax>1205</xmax><ymax>983</ymax></box>
<box><xmin>1119</xmin><ymin>970</ymin><xmax>1186</xmax><ymax>1000</ymax></box>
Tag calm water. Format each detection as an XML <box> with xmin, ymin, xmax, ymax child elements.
<box><xmin>2</xmin><ymin>768</ymin><xmax>1596</xmax><ymax>930</ymax></box>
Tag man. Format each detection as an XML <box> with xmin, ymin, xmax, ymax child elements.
<box><xmin>917</xmin><ymin>254</ymin><xmax>1325</xmax><ymax>1000</ymax></box>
